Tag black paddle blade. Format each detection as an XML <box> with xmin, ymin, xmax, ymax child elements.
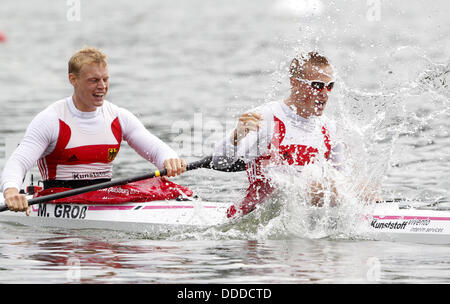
<box><xmin>208</xmin><ymin>155</ymin><xmax>246</xmax><ymax>172</ymax></box>
<box><xmin>187</xmin><ymin>155</ymin><xmax>246</xmax><ymax>172</ymax></box>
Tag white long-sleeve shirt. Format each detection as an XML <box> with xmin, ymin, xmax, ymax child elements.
<box><xmin>213</xmin><ymin>101</ymin><xmax>345</xmax><ymax>171</ymax></box>
<box><xmin>1</xmin><ymin>97</ymin><xmax>178</xmax><ymax>193</ymax></box>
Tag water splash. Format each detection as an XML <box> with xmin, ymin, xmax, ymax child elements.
<box><xmin>148</xmin><ymin>48</ymin><xmax>450</xmax><ymax>243</ymax></box>
<box><xmin>273</xmin><ymin>0</ymin><xmax>324</xmax><ymax>17</ymax></box>
<box><xmin>333</xmin><ymin>52</ymin><xmax>449</xmax><ymax>202</ymax></box>
<box><xmin>165</xmin><ymin>53</ymin><xmax>449</xmax><ymax>243</ymax></box>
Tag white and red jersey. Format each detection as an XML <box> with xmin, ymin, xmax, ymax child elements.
<box><xmin>213</xmin><ymin>101</ymin><xmax>344</xmax><ymax>217</ymax></box>
<box><xmin>1</xmin><ymin>97</ymin><xmax>178</xmax><ymax>192</ymax></box>
<box><xmin>37</xmin><ymin>99</ymin><xmax>122</xmax><ymax>181</ymax></box>
<box><xmin>244</xmin><ymin>104</ymin><xmax>334</xmax><ymax>184</ymax></box>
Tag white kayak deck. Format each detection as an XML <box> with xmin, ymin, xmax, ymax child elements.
<box><xmin>0</xmin><ymin>196</ymin><xmax>450</xmax><ymax>244</ymax></box>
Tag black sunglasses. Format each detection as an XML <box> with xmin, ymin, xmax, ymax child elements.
<box><xmin>297</xmin><ymin>79</ymin><xmax>335</xmax><ymax>92</ymax></box>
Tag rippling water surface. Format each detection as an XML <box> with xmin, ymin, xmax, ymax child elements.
<box><xmin>0</xmin><ymin>0</ymin><xmax>449</xmax><ymax>283</ymax></box>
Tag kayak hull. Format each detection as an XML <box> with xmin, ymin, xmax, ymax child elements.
<box><xmin>0</xmin><ymin>198</ymin><xmax>229</xmax><ymax>233</ymax></box>
<box><xmin>367</xmin><ymin>203</ymin><xmax>450</xmax><ymax>245</ymax></box>
<box><xmin>1</xmin><ymin>196</ymin><xmax>450</xmax><ymax>244</ymax></box>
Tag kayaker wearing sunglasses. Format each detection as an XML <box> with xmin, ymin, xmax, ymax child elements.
<box><xmin>213</xmin><ymin>52</ymin><xmax>345</xmax><ymax>218</ymax></box>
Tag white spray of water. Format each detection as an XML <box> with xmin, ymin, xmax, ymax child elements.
<box><xmin>273</xmin><ymin>0</ymin><xmax>324</xmax><ymax>17</ymax></box>
<box><xmin>164</xmin><ymin>49</ymin><xmax>449</xmax><ymax>243</ymax></box>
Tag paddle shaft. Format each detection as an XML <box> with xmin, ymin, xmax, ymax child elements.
<box><xmin>0</xmin><ymin>156</ymin><xmax>214</xmax><ymax>212</ymax></box>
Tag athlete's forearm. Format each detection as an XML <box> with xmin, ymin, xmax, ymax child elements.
<box><xmin>127</xmin><ymin>127</ymin><xmax>178</xmax><ymax>169</ymax></box>
<box><xmin>1</xmin><ymin>159</ymin><xmax>26</xmax><ymax>193</ymax></box>
<box><xmin>1</xmin><ymin>111</ymin><xmax>56</xmax><ymax>193</ymax></box>
<box><xmin>119</xmin><ymin>108</ymin><xmax>178</xmax><ymax>169</ymax></box>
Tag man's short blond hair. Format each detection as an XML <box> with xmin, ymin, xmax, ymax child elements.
<box><xmin>289</xmin><ymin>51</ymin><xmax>330</xmax><ymax>78</ymax></box>
<box><xmin>68</xmin><ymin>46</ymin><xmax>108</xmax><ymax>75</ymax></box>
